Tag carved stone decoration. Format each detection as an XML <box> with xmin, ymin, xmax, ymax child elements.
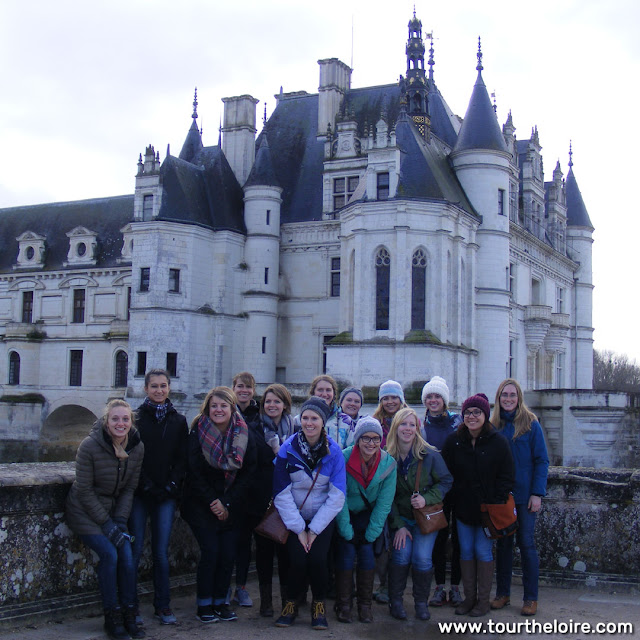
<box><xmin>64</xmin><ymin>227</ymin><xmax>98</xmax><ymax>267</ymax></box>
<box><xmin>14</xmin><ymin>231</ymin><xmax>46</xmax><ymax>270</ymax></box>
<box><xmin>573</xmin><ymin>408</ymin><xmax>625</xmax><ymax>451</ymax></box>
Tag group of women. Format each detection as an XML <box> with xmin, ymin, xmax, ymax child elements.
<box><xmin>65</xmin><ymin>370</ymin><xmax>548</xmax><ymax>639</ymax></box>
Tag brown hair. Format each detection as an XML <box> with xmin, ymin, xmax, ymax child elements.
<box><xmin>260</xmin><ymin>383</ymin><xmax>292</xmax><ymax>416</ymax></box>
<box><xmin>309</xmin><ymin>374</ymin><xmax>337</xmax><ymax>403</ymax></box>
<box><xmin>490</xmin><ymin>378</ymin><xmax>538</xmax><ymax>439</ymax></box>
<box><xmin>232</xmin><ymin>371</ymin><xmax>256</xmax><ymax>390</ymax></box>
<box><xmin>191</xmin><ymin>386</ymin><xmax>238</xmax><ymax>430</ymax></box>
<box><xmin>144</xmin><ymin>369</ymin><xmax>170</xmax><ymax>387</ymax></box>
<box><xmin>100</xmin><ymin>399</ymin><xmax>135</xmax><ymax>430</ymax></box>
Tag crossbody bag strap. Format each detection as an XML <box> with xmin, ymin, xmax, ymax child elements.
<box><xmin>414</xmin><ymin>457</ymin><xmax>423</xmax><ymax>493</ymax></box>
<box><xmin>299</xmin><ymin>462</ymin><xmax>323</xmax><ymax>510</ymax></box>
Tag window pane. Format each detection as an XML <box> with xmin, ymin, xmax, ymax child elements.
<box><xmin>8</xmin><ymin>352</ymin><xmax>20</xmax><ymax>385</ymax></box>
<box><xmin>115</xmin><ymin>351</ymin><xmax>128</xmax><ymax>387</ymax></box>
<box><xmin>377</xmin><ymin>173</ymin><xmax>390</xmax><ymax>200</ymax></box>
<box><xmin>22</xmin><ymin>291</ymin><xmax>33</xmax><ymax>323</ymax></box>
<box><xmin>411</xmin><ymin>264</ymin><xmax>426</xmax><ymax>330</ymax></box>
<box><xmin>166</xmin><ymin>352</ymin><xmax>177</xmax><ymax>377</ymax></box>
<box><xmin>70</xmin><ymin>350</ymin><xmax>83</xmax><ymax>386</ymax></box>
<box><xmin>376</xmin><ymin>249</ymin><xmax>390</xmax><ymax>330</ymax></box>
<box><xmin>334</xmin><ymin>178</ymin><xmax>345</xmax><ymax>193</ymax></box>
<box><xmin>137</xmin><ymin>352</ymin><xmax>147</xmax><ymax>376</ymax></box>
<box><xmin>73</xmin><ymin>289</ymin><xmax>85</xmax><ymax>323</ymax></box>
<box><xmin>348</xmin><ymin>176</ymin><xmax>359</xmax><ymax>193</ymax></box>
<box><xmin>140</xmin><ymin>268</ymin><xmax>150</xmax><ymax>292</ymax></box>
<box><xmin>169</xmin><ymin>268</ymin><xmax>180</xmax><ymax>293</ymax></box>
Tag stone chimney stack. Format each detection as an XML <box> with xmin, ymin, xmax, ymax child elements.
<box><xmin>317</xmin><ymin>58</ymin><xmax>351</xmax><ymax>136</ymax></box>
<box><xmin>221</xmin><ymin>95</ymin><xmax>259</xmax><ymax>186</ymax></box>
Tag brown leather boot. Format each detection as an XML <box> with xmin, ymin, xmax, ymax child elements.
<box><xmin>455</xmin><ymin>560</ymin><xmax>477</xmax><ymax>615</ymax></box>
<box><xmin>521</xmin><ymin>600</ymin><xmax>537</xmax><ymax>616</ymax></box>
<box><xmin>334</xmin><ymin>570</ymin><xmax>353</xmax><ymax>623</ymax></box>
<box><xmin>491</xmin><ymin>595</ymin><xmax>510</xmax><ymax>610</ymax></box>
<box><xmin>356</xmin><ymin>568</ymin><xmax>375</xmax><ymax>623</ymax></box>
<box><xmin>469</xmin><ymin>560</ymin><xmax>494</xmax><ymax>617</ymax></box>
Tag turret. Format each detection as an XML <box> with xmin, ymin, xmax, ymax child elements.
<box><xmin>134</xmin><ymin>144</ymin><xmax>162</xmax><ymax>221</ymax></box>
<box><xmin>179</xmin><ymin>88</ymin><xmax>204</xmax><ymax>163</ymax></box>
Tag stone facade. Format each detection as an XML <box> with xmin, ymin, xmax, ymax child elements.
<box><xmin>0</xmin><ymin>12</ymin><xmax>594</xmax><ymax>446</ymax></box>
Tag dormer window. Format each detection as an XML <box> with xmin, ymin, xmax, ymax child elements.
<box><xmin>14</xmin><ymin>231</ymin><xmax>46</xmax><ymax>270</ymax></box>
<box><xmin>333</xmin><ymin>176</ymin><xmax>359</xmax><ymax>210</ymax></box>
<box><xmin>65</xmin><ymin>226</ymin><xmax>97</xmax><ymax>266</ymax></box>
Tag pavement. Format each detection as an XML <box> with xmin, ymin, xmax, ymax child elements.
<box><xmin>0</xmin><ymin>577</ymin><xmax>638</xmax><ymax>640</ymax></box>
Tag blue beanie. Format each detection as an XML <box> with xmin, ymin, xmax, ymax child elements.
<box><xmin>378</xmin><ymin>380</ymin><xmax>404</xmax><ymax>403</ymax></box>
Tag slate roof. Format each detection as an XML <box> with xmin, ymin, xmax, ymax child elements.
<box><xmin>0</xmin><ymin>195</ymin><xmax>134</xmax><ymax>271</ymax></box>
<box><xmin>565</xmin><ymin>166</ymin><xmax>594</xmax><ymax>229</ymax></box>
<box><xmin>453</xmin><ymin>70</ymin><xmax>508</xmax><ymax>153</ymax></box>
<box><xmin>158</xmin><ymin>147</ymin><xmax>245</xmax><ymax>233</ymax></box>
<box><xmin>245</xmin><ymin>136</ymin><xmax>280</xmax><ymax>188</ymax></box>
<box><xmin>179</xmin><ymin>119</ymin><xmax>204</xmax><ymax>163</ymax></box>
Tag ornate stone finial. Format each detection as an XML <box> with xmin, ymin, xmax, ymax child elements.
<box><xmin>491</xmin><ymin>90</ymin><xmax>497</xmax><ymax>113</ymax></box>
<box><xmin>192</xmin><ymin>87</ymin><xmax>198</xmax><ymax>120</ymax></box>
<box><xmin>427</xmin><ymin>32</ymin><xmax>435</xmax><ymax>82</ymax></box>
<box><xmin>263</xmin><ymin>102</ymin><xmax>267</xmax><ymax>125</ymax></box>
<box><xmin>568</xmin><ymin>140</ymin><xmax>573</xmax><ymax>168</ymax></box>
<box><xmin>413</xmin><ymin>4</ymin><xmax>416</xmax><ymax>18</ymax></box>
<box><xmin>476</xmin><ymin>36</ymin><xmax>483</xmax><ymax>72</ymax></box>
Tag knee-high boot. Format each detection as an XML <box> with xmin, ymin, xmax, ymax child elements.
<box><xmin>455</xmin><ymin>559</ymin><xmax>477</xmax><ymax>615</ymax></box>
<box><xmin>388</xmin><ymin>563</ymin><xmax>410</xmax><ymax>620</ymax></box>
<box><xmin>469</xmin><ymin>560</ymin><xmax>494</xmax><ymax>617</ymax></box>
<box><xmin>356</xmin><ymin>568</ymin><xmax>375</xmax><ymax>623</ymax></box>
<box><xmin>412</xmin><ymin>568</ymin><xmax>433</xmax><ymax>621</ymax></box>
<box><xmin>334</xmin><ymin>569</ymin><xmax>353</xmax><ymax>623</ymax></box>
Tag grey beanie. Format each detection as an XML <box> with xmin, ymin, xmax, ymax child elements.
<box><xmin>300</xmin><ymin>396</ymin><xmax>331</xmax><ymax>426</ymax></box>
<box><xmin>421</xmin><ymin>376</ymin><xmax>450</xmax><ymax>407</ymax></box>
<box><xmin>378</xmin><ymin>379</ymin><xmax>405</xmax><ymax>403</ymax></box>
<box><xmin>353</xmin><ymin>416</ymin><xmax>384</xmax><ymax>444</ymax></box>
<box><xmin>339</xmin><ymin>387</ymin><xmax>364</xmax><ymax>407</ymax></box>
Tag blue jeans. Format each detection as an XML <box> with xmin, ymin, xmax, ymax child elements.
<box><xmin>187</xmin><ymin>522</ymin><xmax>237</xmax><ymax>606</ymax></box>
<box><xmin>129</xmin><ymin>496</ymin><xmax>176</xmax><ymax>609</ymax></box>
<box><xmin>80</xmin><ymin>534</ymin><xmax>136</xmax><ymax>610</ymax></box>
<box><xmin>390</xmin><ymin>523</ymin><xmax>437</xmax><ymax>571</ymax></box>
<box><xmin>336</xmin><ymin>538</ymin><xmax>376</xmax><ymax>571</ymax></box>
<box><xmin>495</xmin><ymin>505</ymin><xmax>539</xmax><ymax>601</ymax></box>
<box><xmin>456</xmin><ymin>520</ymin><xmax>493</xmax><ymax>562</ymax></box>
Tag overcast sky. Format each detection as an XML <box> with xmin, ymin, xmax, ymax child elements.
<box><xmin>1</xmin><ymin>0</ymin><xmax>638</xmax><ymax>361</ymax></box>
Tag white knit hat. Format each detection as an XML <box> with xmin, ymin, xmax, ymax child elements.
<box><xmin>421</xmin><ymin>376</ymin><xmax>450</xmax><ymax>407</ymax></box>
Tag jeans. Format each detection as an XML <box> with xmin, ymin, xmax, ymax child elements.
<box><xmin>456</xmin><ymin>520</ymin><xmax>493</xmax><ymax>562</ymax></box>
<box><xmin>495</xmin><ymin>504</ymin><xmax>539</xmax><ymax>601</ymax></box>
<box><xmin>129</xmin><ymin>496</ymin><xmax>176</xmax><ymax>609</ymax></box>
<box><xmin>255</xmin><ymin>530</ymin><xmax>289</xmax><ymax>588</ymax></box>
<box><xmin>336</xmin><ymin>538</ymin><xmax>376</xmax><ymax>571</ymax></box>
<box><xmin>80</xmin><ymin>534</ymin><xmax>136</xmax><ymax>611</ymax></box>
<box><xmin>187</xmin><ymin>522</ymin><xmax>237</xmax><ymax>606</ymax></box>
<box><xmin>390</xmin><ymin>523</ymin><xmax>437</xmax><ymax>571</ymax></box>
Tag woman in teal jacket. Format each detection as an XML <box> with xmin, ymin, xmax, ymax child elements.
<box><xmin>335</xmin><ymin>417</ymin><xmax>397</xmax><ymax>624</ymax></box>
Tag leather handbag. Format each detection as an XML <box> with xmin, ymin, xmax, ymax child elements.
<box><xmin>255</xmin><ymin>463</ymin><xmax>323</xmax><ymax>544</ymax></box>
<box><xmin>412</xmin><ymin>458</ymin><xmax>448</xmax><ymax>535</ymax></box>
<box><xmin>480</xmin><ymin>493</ymin><xmax>518</xmax><ymax>539</ymax></box>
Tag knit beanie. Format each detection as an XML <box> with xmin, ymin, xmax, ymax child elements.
<box><xmin>461</xmin><ymin>393</ymin><xmax>491</xmax><ymax>421</ymax></box>
<box><xmin>300</xmin><ymin>396</ymin><xmax>331</xmax><ymax>426</ymax></box>
<box><xmin>339</xmin><ymin>386</ymin><xmax>364</xmax><ymax>408</ymax></box>
<box><xmin>378</xmin><ymin>380</ymin><xmax>405</xmax><ymax>403</ymax></box>
<box><xmin>352</xmin><ymin>416</ymin><xmax>384</xmax><ymax>444</ymax></box>
<box><xmin>421</xmin><ymin>376</ymin><xmax>450</xmax><ymax>407</ymax></box>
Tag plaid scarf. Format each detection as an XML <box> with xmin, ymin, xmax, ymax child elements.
<box><xmin>197</xmin><ymin>412</ymin><xmax>248</xmax><ymax>489</ymax></box>
<box><xmin>143</xmin><ymin>396</ymin><xmax>172</xmax><ymax>423</ymax></box>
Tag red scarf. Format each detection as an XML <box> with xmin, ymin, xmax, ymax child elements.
<box><xmin>346</xmin><ymin>445</ymin><xmax>381</xmax><ymax>489</ymax></box>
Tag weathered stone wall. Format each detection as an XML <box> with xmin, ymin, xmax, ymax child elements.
<box><xmin>0</xmin><ymin>463</ymin><xmax>638</xmax><ymax>614</ymax></box>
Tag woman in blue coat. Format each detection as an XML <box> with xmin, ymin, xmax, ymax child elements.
<box><xmin>335</xmin><ymin>417</ymin><xmax>397</xmax><ymax>623</ymax></box>
<box><xmin>489</xmin><ymin>379</ymin><xmax>549</xmax><ymax>617</ymax></box>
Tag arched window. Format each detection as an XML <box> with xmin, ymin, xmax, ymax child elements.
<box><xmin>411</xmin><ymin>248</ymin><xmax>427</xmax><ymax>330</ymax></box>
<box><xmin>8</xmin><ymin>352</ymin><xmax>20</xmax><ymax>385</ymax></box>
<box><xmin>375</xmin><ymin>248</ymin><xmax>391</xmax><ymax>330</ymax></box>
<box><xmin>114</xmin><ymin>350</ymin><xmax>128</xmax><ymax>387</ymax></box>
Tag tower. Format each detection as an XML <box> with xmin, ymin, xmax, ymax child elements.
<box><xmin>403</xmin><ymin>10</ymin><xmax>430</xmax><ymax>137</ymax></box>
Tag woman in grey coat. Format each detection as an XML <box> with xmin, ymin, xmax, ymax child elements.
<box><xmin>66</xmin><ymin>399</ymin><xmax>145</xmax><ymax>640</ymax></box>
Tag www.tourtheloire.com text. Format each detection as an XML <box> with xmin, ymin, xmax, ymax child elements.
<box><xmin>438</xmin><ymin>619</ymin><xmax>634</xmax><ymax>635</ymax></box>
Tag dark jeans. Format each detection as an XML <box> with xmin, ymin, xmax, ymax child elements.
<box><xmin>495</xmin><ymin>504</ymin><xmax>539</xmax><ymax>601</ymax></box>
<box><xmin>285</xmin><ymin>521</ymin><xmax>335</xmax><ymax>601</ymax></box>
<box><xmin>234</xmin><ymin>514</ymin><xmax>258</xmax><ymax>587</ymax></box>
<box><xmin>187</xmin><ymin>521</ymin><xmax>237</xmax><ymax>606</ymax></box>
<box><xmin>80</xmin><ymin>534</ymin><xmax>136</xmax><ymax>611</ymax></box>
<box><xmin>336</xmin><ymin>537</ymin><xmax>375</xmax><ymax>571</ymax></box>
<box><xmin>255</xmin><ymin>530</ymin><xmax>289</xmax><ymax>587</ymax></box>
<box><xmin>129</xmin><ymin>496</ymin><xmax>176</xmax><ymax>610</ymax></box>
<box><xmin>432</xmin><ymin>500</ymin><xmax>461</xmax><ymax>585</ymax></box>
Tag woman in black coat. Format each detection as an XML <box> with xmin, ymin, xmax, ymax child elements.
<box><xmin>441</xmin><ymin>393</ymin><xmax>514</xmax><ymax>618</ymax></box>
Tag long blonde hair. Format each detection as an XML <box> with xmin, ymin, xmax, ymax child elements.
<box><xmin>385</xmin><ymin>407</ymin><xmax>436</xmax><ymax>461</ymax></box>
<box><xmin>490</xmin><ymin>378</ymin><xmax>537</xmax><ymax>439</ymax></box>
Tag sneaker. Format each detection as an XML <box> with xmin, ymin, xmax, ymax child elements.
<box><xmin>154</xmin><ymin>608</ymin><xmax>177</xmax><ymax>625</ymax></box>
<box><xmin>234</xmin><ymin>586</ymin><xmax>253</xmax><ymax>607</ymax></box>
<box><xmin>429</xmin><ymin>585</ymin><xmax>447</xmax><ymax>607</ymax></box>
<box><xmin>275</xmin><ymin>600</ymin><xmax>298</xmax><ymax>627</ymax></box>
<box><xmin>311</xmin><ymin>601</ymin><xmax>328</xmax><ymax>630</ymax></box>
<box><xmin>448</xmin><ymin>586</ymin><xmax>463</xmax><ymax>606</ymax></box>
<box><xmin>212</xmin><ymin>604</ymin><xmax>238</xmax><ymax>621</ymax></box>
<box><xmin>196</xmin><ymin>605</ymin><xmax>219</xmax><ymax>623</ymax></box>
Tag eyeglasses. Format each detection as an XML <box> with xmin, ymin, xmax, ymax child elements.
<box><xmin>463</xmin><ymin>409</ymin><xmax>483</xmax><ymax>418</ymax></box>
<box><xmin>360</xmin><ymin>435</ymin><xmax>382</xmax><ymax>445</ymax></box>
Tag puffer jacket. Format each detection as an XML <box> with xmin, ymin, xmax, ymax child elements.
<box><xmin>390</xmin><ymin>448</ymin><xmax>453</xmax><ymax>531</ymax></box>
<box><xmin>336</xmin><ymin>446</ymin><xmax>397</xmax><ymax>543</ymax></box>
<box><xmin>441</xmin><ymin>425</ymin><xmax>515</xmax><ymax>526</ymax></box>
<box><xmin>273</xmin><ymin>433</ymin><xmax>346</xmax><ymax>536</ymax></box>
<box><xmin>498</xmin><ymin>410</ymin><xmax>549</xmax><ymax>504</ymax></box>
<box><xmin>66</xmin><ymin>423</ymin><xmax>144</xmax><ymax>535</ymax></box>
<box><xmin>421</xmin><ymin>411</ymin><xmax>462</xmax><ymax>452</ymax></box>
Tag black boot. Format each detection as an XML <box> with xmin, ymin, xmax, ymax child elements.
<box><xmin>123</xmin><ymin>604</ymin><xmax>146</xmax><ymax>638</ymax></box>
<box><xmin>388</xmin><ymin>563</ymin><xmax>410</xmax><ymax>620</ymax></box>
<box><xmin>412</xmin><ymin>568</ymin><xmax>433</xmax><ymax>621</ymax></box>
<box><xmin>259</xmin><ymin>583</ymin><xmax>274</xmax><ymax>617</ymax></box>
<box><xmin>104</xmin><ymin>608</ymin><xmax>128</xmax><ymax>640</ymax></box>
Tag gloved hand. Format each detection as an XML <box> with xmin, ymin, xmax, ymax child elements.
<box><xmin>101</xmin><ymin>519</ymin><xmax>127</xmax><ymax>549</ymax></box>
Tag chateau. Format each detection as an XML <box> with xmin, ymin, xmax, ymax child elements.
<box><xmin>0</xmin><ymin>13</ymin><xmax>594</xmax><ymax>431</ymax></box>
